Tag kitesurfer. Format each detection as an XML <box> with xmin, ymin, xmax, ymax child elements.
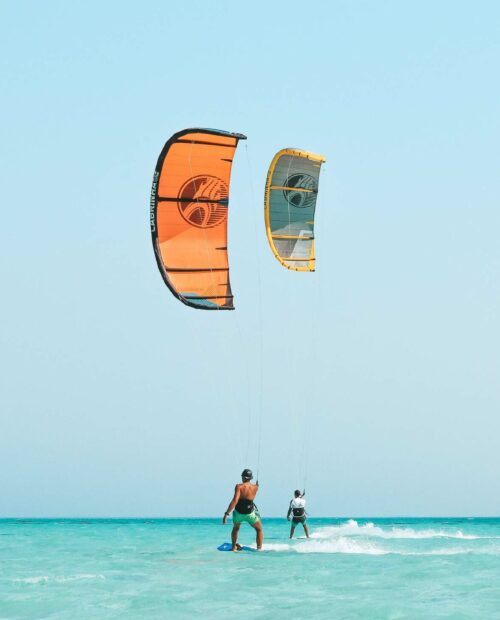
<box><xmin>287</xmin><ymin>490</ymin><xmax>309</xmax><ymax>538</ymax></box>
<box><xmin>223</xmin><ymin>469</ymin><xmax>263</xmax><ymax>551</ymax></box>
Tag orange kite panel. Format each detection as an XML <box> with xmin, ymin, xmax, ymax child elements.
<box><xmin>150</xmin><ymin>128</ymin><xmax>246</xmax><ymax>310</ymax></box>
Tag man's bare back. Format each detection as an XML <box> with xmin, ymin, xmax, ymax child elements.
<box><xmin>235</xmin><ymin>481</ymin><xmax>258</xmax><ymax>502</ymax></box>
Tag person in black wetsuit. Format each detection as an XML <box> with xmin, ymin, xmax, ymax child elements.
<box><xmin>223</xmin><ymin>469</ymin><xmax>263</xmax><ymax>551</ymax></box>
<box><xmin>287</xmin><ymin>490</ymin><xmax>310</xmax><ymax>539</ymax></box>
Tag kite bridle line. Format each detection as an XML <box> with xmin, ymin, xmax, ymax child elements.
<box><xmin>233</xmin><ymin>311</ymin><xmax>252</xmax><ymax>467</ymax></box>
<box><xmin>282</xmin><ymin>152</ymin><xmax>308</xmax><ymax>489</ymax></box>
<box><xmin>245</xmin><ymin>143</ymin><xmax>264</xmax><ymax>482</ymax></box>
<box><xmin>186</xmin><ymin>139</ymin><xmax>244</xmax><ymax>465</ymax></box>
<box><xmin>300</xmin><ymin>155</ymin><xmax>325</xmax><ymax>493</ymax></box>
<box><xmin>287</xmin><ymin>155</ymin><xmax>305</xmax><ymax>488</ymax></box>
<box><xmin>301</xmin><ymin>244</ymin><xmax>321</xmax><ymax>492</ymax></box>
<box><xmin>282</xmin><ymin>151</ymin><xmax>322</xmax><ymax>491</ymax></box>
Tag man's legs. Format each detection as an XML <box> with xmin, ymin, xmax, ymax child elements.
<box><xmin>251</xmin><ymin>521</ymin><xmax>264</xmax><ymax>549</ymax></box>
<box><xmin>303</xmin><ymin>522</ymin><xmax>310</xmax><ymax>538</ymax></box>
<box><xmin>231</xmin><ymin>523</ymin><xmax>241</xmax><ymax>551</ymax></box>
<box><xmin>289</xmin><ymin>523</ymin><xmax>296</xmax><ymax>539</ymax></box>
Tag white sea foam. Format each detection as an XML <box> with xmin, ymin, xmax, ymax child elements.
<box><xmin>264</xmin><ymin>536</ymin><xmax>388</xmax><ymax>555</ymax></box>
<box><xmin>310</xmin><ymin>519</ymin><xmax>482</xmax><ymax>541</ymax></box>
<box><xmin>263</xmin><ymin>543</ymin><xmax>291</xmax><ymax>552</ymax></box>
<box><xmin>14</xmin><ymin>576</ymin><xmax>50</xmax><ymax>584</ymax></box>
<box><xmin>264</xmin><ymin>539</ymin><xmax>496</xmax><ymax>556</ymax></box>
<box><xmin>14</xmin><ymin>574</ymin><xmax>105</xmax><ymax>584</ymax></box>
<box><xmin>296</xmin><ymin>537</ymin><xmax>389</xmax><ymax>555</ymax></box>
<box><xmin>55</xmin><ymin>574</ymin><xmax>105</xmax><ymax>583</ymax></box>
<box><xmin>261</xmin><ymin>520</ymin><xmax>500</xmax><ymax>555</ymax></box>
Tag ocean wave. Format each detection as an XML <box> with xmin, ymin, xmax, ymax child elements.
<box><xmin>261</xmin><ymin>520</ymin><xmax>500</xmax><ymax>555</ymax></box>
<box><xmin>310</xmin><ymin>519</ymin><xmax>486</xmax><ymax>541</ymax></box>
<box><xmin>264</xmin><ymin>538</ymin><xmax>500</xmax><ymax>556</ymax></box>
<box><xmin>264</xmin><ymin>537</ymin><xmax>387</xmax><ymax>554</ymax></box>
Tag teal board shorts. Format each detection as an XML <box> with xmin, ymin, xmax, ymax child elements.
<box><xmin>233</xmin><ymin>508</ymin><xmax>260</xmax><ymax>526</ymax></box>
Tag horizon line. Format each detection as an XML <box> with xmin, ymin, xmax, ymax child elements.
<box><xmin>1</xmin><ymin>515</ymin><xmax>499</xmax><ymax>520</ymax></box>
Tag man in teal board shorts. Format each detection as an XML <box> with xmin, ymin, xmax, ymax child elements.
<box><xmin>223</xmin><ymin>469</ymin><xmax>263</xmax><ymax>551</ymax></box>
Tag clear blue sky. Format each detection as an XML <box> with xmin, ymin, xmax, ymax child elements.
<box><xmin>1</xmin><ymin>0</ymin><xmax>499</xmax><ymax>517</ymax></box>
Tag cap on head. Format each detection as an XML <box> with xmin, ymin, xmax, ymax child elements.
<box><xmin>294</xmin><ymin>489</ymin><xmax>301</xmax><ymax>497</ymax></box>
<box><xmin>241</xmin><ymin>469</ymin><xmax>253</xmax><ymax>481</ymax></box>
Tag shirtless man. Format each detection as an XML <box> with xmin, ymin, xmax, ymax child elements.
<box><xmin>223</xmin><ymin>469</ymin><xmax>263</xmax><ymax>551</ymax></box>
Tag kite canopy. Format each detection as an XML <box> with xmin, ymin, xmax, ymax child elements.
<box><xmin>150</xmin><ymin>128</ymin><xmax>246</xmax><ymax>310</ymax></box>
<box><xmin>264</xmin><ymin>149</ymin><xmax>326</xmax><ymax>271</ymax></box>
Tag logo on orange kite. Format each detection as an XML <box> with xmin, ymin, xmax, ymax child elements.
<box><xmin>177</xmin><ymin>175</ymin><xmax>229</xmax><ymax>228</ymax></box>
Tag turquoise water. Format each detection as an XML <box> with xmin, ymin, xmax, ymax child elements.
<box><xmin>2</xmin><ymin>518</ymin><xmax>500</xmax><ymax>619</ymax></box>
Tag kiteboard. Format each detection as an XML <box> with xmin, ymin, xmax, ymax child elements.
<box><xmin>217</xmin><ymin>542</ymin><xmax>255</xmax><ymax>552</ymax></box>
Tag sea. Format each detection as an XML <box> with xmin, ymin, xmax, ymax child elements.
<box><xmin>1</xmin><ymin>518</ymin><xmax>500</xmax><ymax>619</ymax></box>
